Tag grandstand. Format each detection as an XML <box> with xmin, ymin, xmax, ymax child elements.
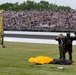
<box><xmin>3</xmin><ymin>10</ymin><xmax>76</xmax><ymax>32</ymax></box>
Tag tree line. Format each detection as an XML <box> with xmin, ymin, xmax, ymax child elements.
<box><xmin>0</xmin><ymin>0</ymin><xmax>71</xmax><ymax>11</ymax></box>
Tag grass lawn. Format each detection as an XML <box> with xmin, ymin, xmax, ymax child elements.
<box><xmin>0</xmin><ymin>42</ymin><xmax>76</xmax><ymax>75</ymax></box>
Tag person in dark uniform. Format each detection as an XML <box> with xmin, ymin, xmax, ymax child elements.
<box><xmin>55</xmin><ymin>34</ymin><xmax>65</xmax><ymax>59</ymax></box>
<box><xmin>63</xmin><ymin>32</ymin><xmax>76</xmax><ymax>61</ymax></box>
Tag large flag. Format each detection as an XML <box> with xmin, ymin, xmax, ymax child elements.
<box><xmin>0</xmin><ymin>10</ymin><xmax>4</xmax><ymax>46</ymax></box>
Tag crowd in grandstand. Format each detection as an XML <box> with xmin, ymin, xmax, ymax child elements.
<box><xmin>3</xmin><ymin>10</ymin><xmax>76</xmax><ymax>31</ymax></box>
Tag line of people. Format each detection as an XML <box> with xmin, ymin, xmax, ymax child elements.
<box><xmin>3</xmin><ymin>10</ymin><xmax>76</xmax><ymax>31</ymax></box>
<box><xmin>55</xmin><ymin>32</ymin><xmax>76</xmax><ymax>61</ymax></box>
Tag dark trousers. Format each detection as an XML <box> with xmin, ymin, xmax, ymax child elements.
<box><xmin>59</xmin><ymin>45</ymin><xmax>64</xmax><ymax>59</ymax></box>
<box><xmin>63</xmin><ymin>48</ymin><xmax>72</xmax><ymax>61</ymax></box>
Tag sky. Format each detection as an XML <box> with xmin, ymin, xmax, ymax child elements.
<box><xmin>0</xmin><ymin>0</ymin><xmax>76</xmax><ymax>10</ymax></box>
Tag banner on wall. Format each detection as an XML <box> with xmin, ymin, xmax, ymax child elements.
<box><xmin>0</xmin><ymin>10</ymin><xmax>4</xmax><ymax>47</ymax></box>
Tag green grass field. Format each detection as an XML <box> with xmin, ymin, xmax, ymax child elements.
<box><xmin>0</xmin><ymin>42</ymin><xmax>76</xmax><ymax>75</ymax></box>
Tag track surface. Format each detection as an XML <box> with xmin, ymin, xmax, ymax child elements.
<box><xmin>4</xmin><ymin>34</ymin><xmax>56</xmax><ymax>39</ymax></box>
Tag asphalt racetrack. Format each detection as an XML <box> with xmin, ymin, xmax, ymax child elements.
<box><xmin>4</xmin><ymin>31</ymin><xmax>76</xmax><ymax>45</ymax></box>
<box><xmin>4</xmin><ymin>34</ymin><xmax>56</xmax><ymax>40</ymax></box>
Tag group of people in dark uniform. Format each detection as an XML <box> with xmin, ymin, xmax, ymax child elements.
<box><xmin>55</xmin><ymin>32</ymin><xmax>76</xmax><ymax>61</ymax></box>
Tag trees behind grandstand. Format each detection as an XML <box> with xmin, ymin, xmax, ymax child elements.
<box><xmin>0</xmin><ymin>0</ymin><xmax>71</xmax><ymax>11</ymax></box>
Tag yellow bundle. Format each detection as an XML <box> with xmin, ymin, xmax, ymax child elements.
<box><xmin>28</xmin><ymin>56</ymin><xmax>53</xmax><ymax>64</ymax></box>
